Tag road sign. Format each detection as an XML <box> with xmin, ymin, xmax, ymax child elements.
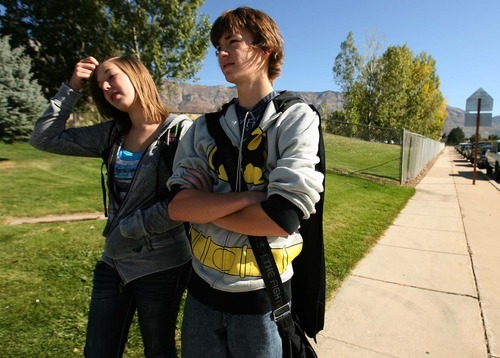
<box><xmin>464</xmin><ymin>112</ymin><xmax>492</xmax><ymax>126</ymax></box>
<box><xmin>464</xmin><ymin>88</ymin><xmax>494</xmax><ymax>185</ymax></box>
<box><xmin>466</xmin><ymin>88</ymin><xmax>493</xmax><ymax>112</ymax></box>
<box><xmin>464</xmin><ymin>88</ymin><xmax>494</xmax><ymax>127</ymax></box>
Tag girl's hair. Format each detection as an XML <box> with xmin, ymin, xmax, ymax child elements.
<box><xmin>89</xmin><ymin>56</ymin><xmax>169</xmax><ymax>127</ymax></box>
<box><xmin>210</xmin><ymin>7</ymin><xmax>284</xmax><ymax>83</ymax></box>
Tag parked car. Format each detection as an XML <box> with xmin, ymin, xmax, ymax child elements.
<box><xmin>467</xmin><ymin>141</ymin><xmax>491</xmax><ymax>162</ymax></box>
<box><xmin>485</xmin><ymin>140</ymin><xmax>500</xmax><ymax>181</ymax></box>
<box><xmin>474</xmin><ymin>143</ymin><xmax>493</xmax><ymax>168</ymax></box>
<box><xmin>461</xmin><ymin>143</ymin><xmax>472</xmax><ymax>158</ymax></box>
<box><xmin>456</xmin><ymin>142</ymin><xmax>468</xmax><ymax>155</ymax></box>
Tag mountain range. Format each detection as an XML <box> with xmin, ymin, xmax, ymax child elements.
<box><xmin>161</xmin><ymin>83</ymin><xmax>500</xmax><ymax>137</ymax></box>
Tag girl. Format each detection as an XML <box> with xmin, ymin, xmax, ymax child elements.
<box><xmin>31</xmin><ymin>56</ymin><xmax>192</xmax><ymax>357</ymax></box>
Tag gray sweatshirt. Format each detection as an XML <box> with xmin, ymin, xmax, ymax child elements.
<box><xmin>30</xmin><ymin>83</ymin><xmax>192</xmax><ymax>284</ymax></box>
<box><xmin>167</xmin><ymin>99</ymin><xmax>323</xmax><ymax>294</ymax></box>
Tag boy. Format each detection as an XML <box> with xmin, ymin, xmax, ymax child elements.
<box><xmin>167</xmin><ymin>7</ymin><xmax>324</xmax><ymax>357</ymax></box>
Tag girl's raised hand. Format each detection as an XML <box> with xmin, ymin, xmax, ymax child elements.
<box><xmin>68</xmin><ymin>56</ymin><xmax>99</xmax><ymax>92</ymax></box>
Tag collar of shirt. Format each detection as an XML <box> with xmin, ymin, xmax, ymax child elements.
<box><xmin>235</xmin><ymin>90</ymin><xmax>279</xmax><ymax>139</ymax></box>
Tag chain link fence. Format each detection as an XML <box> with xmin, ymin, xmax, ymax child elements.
<box><xmin>324</xmin><ymin>120</ymin><xmax>444</xmax><ymax>184</ymax></box>
<box><xmin>73</xmin><ymin>112</ymin><xmax>444</xmax><ymax>184</ymax></box>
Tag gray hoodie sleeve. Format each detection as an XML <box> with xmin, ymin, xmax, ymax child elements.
<box><xmin>30</xmin><ymin>83</ymin><xmax>114</xmax><ymax>157</ymax></box>
<box><xmin>118</xmin><ymin>200</ymin><xmax>183</xmax><ymax>238</ymax></box>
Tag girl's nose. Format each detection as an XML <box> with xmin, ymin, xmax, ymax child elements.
<box><xmin>101</xmin><ymin>81</ymin><xmax>111</xmax><ymax>91</ymax></box>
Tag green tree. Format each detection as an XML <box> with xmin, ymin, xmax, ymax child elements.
<box><xmin>333</xmin><ymin>32</ymin><xmax>361</xmax><ymax>95</ymax></box>
<box><xmin>356</xmin><ymin>33</ymin><xmax>383</xmax><ymax>126</ymax></box>
<box><xmin>0</xmin><ymin>0</ymin><xmax>210</xmax><ymax>99</ymax></box>
<box><xmin>104</xmin><ymin>0</ymin><xmax>211</xmax><ymax>86</ymax></box>
<box><xmin>375</xmin><ymin>45</ymin><xmax>413</xmax><ymax>129</ymax></box>
<box><xmin>333</xmin><ymin>32</ymin><xmax>384</xmax><ymax>126</ymax></box>
<box><xmin>0</xmin><ymin>0</ymin><xmax>113</xmax><ymax>99</ymax></box>
<box><xmin>332</xmin><ymin>35</ymin><xmax>446</xmax><ymax>139</ymax></box>
<box><xmin>407</xmin><ymin>53</ymin><xmax>447</xmax><ymax>139</ymax></box>
<box><xmin>446</xmin><ymin>127</ymin><xmax>465</xmax><ymax>145</ymax></box>
<box><xmin>468</xmin><ymin>134</ymin><xmax>482</xmax><ymax>143</ymax></box>
<box><xmin>0</xmin><ymin>36</ymin><xmax>47</xmax><ymax>143</ymax></box>
<box><xmin>332</xmin><ymin>32</ymin><xmax>363</xmax><ymax>123</ymax></box>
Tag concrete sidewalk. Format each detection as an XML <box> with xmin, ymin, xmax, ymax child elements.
<box><xmin>313</xmin><ymin>146</ymin><xmax>500</xmax><ymax>357</ymax></box>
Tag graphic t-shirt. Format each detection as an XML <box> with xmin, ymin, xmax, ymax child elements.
<box><xmin>114</xmin><ymin>148</ymin><xmax>143</xmax><ymax>201</ymax></box>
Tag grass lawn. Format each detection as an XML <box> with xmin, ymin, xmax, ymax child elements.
<box><xmin>324</xmin><ymin>132</ymin><xmax>402</xmax><ymax>182</ymax></box>
<box><xmin>0</xmin><ymin>141</ymin><xmax>415</xmax><ymax>357</ymax></box>
<box><xmin>0</xmin><ymin>143</ymin><xmax>103</xmax><ymax>219</ymax></box>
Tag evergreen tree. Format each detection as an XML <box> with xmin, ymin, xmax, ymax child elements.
<box><xmin>0</xmin><ymin>36</ymin><xmax>47</xmax><ymax>143</ymax></box>
<box><xmin>446</xmin><ymin>127</ymin><xmax>465</xmax><ymax>145</ymax></box>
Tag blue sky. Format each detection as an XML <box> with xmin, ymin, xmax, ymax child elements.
<box><xmin>193</xmin><ymin>0</ymin><xmax>500</xmax><ymax>116</ymax></box>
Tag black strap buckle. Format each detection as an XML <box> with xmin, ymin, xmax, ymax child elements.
<box><xmin>272</xmin><ymin>302</ymin><xmax>291</xmax><ymax>322</ymax></box>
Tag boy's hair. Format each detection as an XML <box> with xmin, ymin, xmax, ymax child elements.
<box><xmin>89</xmin><ymin>56</ymin><xmax>169</xmax><ymax>126</ymax></box>
<box><xmin>210</xmin><ymin>7</ymin><xmax>284</xmax><ymax>83</ymax></box>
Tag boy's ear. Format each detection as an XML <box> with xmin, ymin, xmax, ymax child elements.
<box><xmin>262</xmin><ymin>48</ymin><xmax>271</xmax><ymax>57</ymax></box>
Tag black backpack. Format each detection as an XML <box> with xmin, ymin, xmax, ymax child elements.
<box><xmin>205</xmin><ymin>91</ymin><xmax>326</xmax><ymax>341</ymax></box>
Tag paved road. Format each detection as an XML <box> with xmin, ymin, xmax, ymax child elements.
<box><xmin>313</xmin><ymin>146</ymin><xmax>500</xmax><ymax>357</ymax></box>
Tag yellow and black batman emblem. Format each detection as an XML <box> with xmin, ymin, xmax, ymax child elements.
<box><xmin>208</xmin><ymin>127</ymin><xmax>268</xmax><ymax>185</ymax></box>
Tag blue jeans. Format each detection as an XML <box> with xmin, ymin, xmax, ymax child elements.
<box><xmin>181</xmin><ymin>293</ymin><xmax>282</xmax><ymax>358</ymax></box>
<box><xmin>84</xmin><ymin>261</ymin><xmax>190</xmax><ymax>358</ymax></box>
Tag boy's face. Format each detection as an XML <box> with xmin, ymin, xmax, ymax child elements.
<box><xmin>215</xmin><ymin>29</ymin><xmax>269</xmax><ymax>86</ymax></box>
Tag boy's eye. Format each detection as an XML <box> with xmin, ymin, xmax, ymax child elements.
<box><xmin>214</xmin><ymin>37</ymin><xmax>244</xmax><ymax>56</ymax></box>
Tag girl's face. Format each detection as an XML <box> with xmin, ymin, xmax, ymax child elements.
<box><xmin>96</xmin><ymin>61</ymin><xmax>137</xmax><ymax>112</ymax></box>
<box><xmin>215</xmin><ymin>29</ymin><xmax>269</xmax><ymax>86</ymax></box>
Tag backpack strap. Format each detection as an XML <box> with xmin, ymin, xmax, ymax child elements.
<box><xmin>160</xmin><ymin>122</ymin><xmax>181</xmax><ymax>170</ymax></box>
<box><xmin>272</xmin><ymin>91</ymin><xmax>304</xmax><ymax>113</ymax></box>
<box><xmin>205</xmin><ymin>100</ymin><xmax>244</xmax><ymax>192</ymax></box>
<box><xmin>156</xmin><ymin>122</ymin><xmax>182</xmax><ymax>200</ymax></box>
<box><xmin>100</xmin><ymin>162</ymin><xmax>108</xmax><ymax>217</ymax></box>
<box><xmin>100</xmin><ymin>126</ymin><xmax>120</xmax><ymax>217</ymax></box>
